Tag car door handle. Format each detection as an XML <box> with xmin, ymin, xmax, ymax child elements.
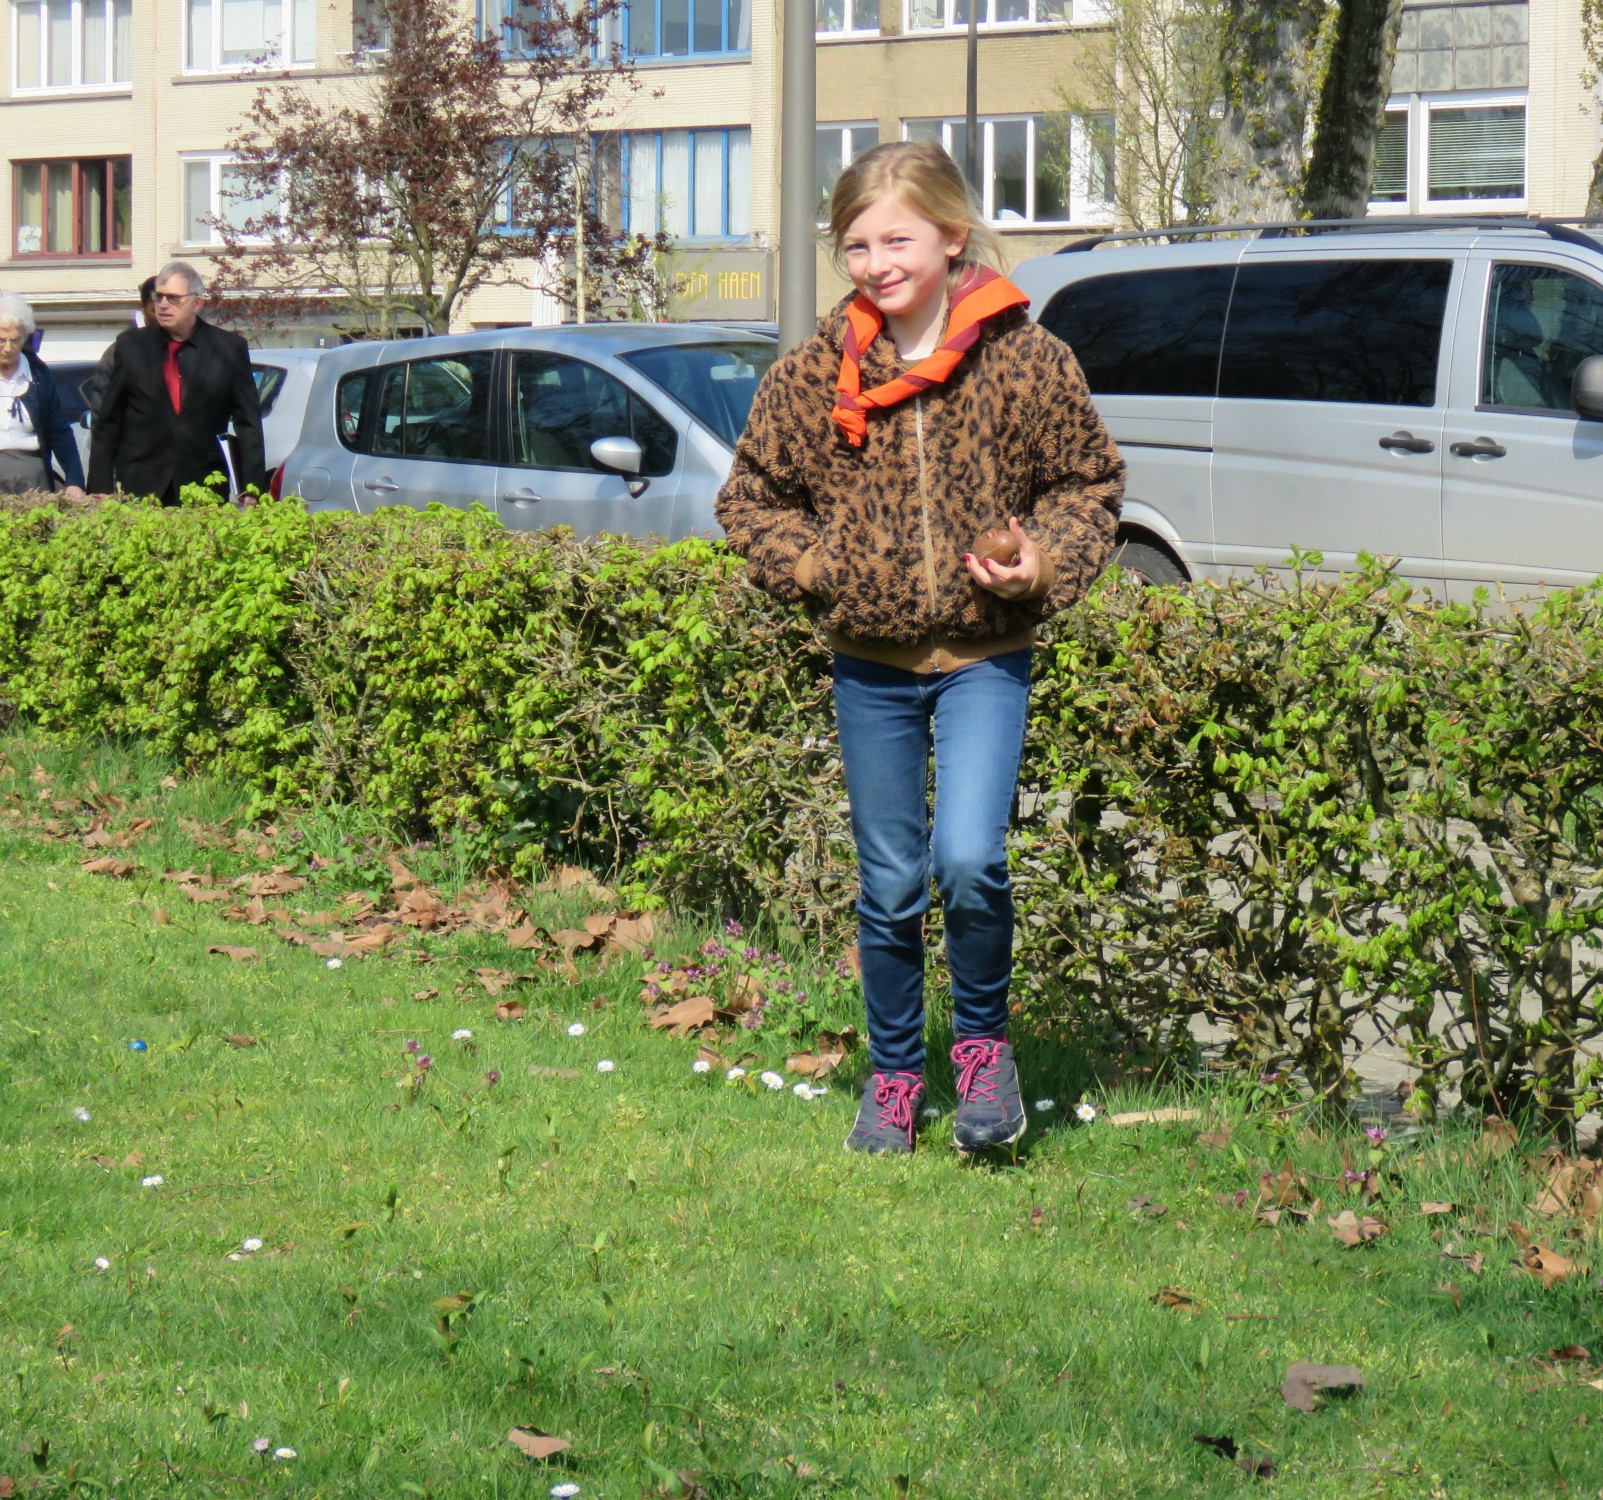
<box><xmin>362</xmin><ymin>478</ymin><xmax>400</xmax><ymax>493</ymax></box>
<box><xmin>1449</xmin><ymin>438</ymin><xmax>1508</xmax><ymax>459</ymax></box>
<box><xmin>504</xmin><ymin>488</ymin><xmax>543</xmax><ymax>504</ymax></box>
<box><xmin>1378</xmin><ymin>431</ymin><xmax>1435</xmax><ymax>454</ymax></box>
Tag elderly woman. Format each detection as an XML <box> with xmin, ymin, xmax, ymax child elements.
<box><xmin>0</xmin><ymin>292</ymin><xmax>84</xmax><ymax>497</ymax></box>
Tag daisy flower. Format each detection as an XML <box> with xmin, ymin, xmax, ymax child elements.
<box><xmin>451</xmin><ymin>1028</ymin><xmax>473</xmax><ymax>1042</ymax></box>
<box><xmin>325</xmin><ymin>957</ymin><xmax>343</xmax><ymax>970</ymax></box>
<box><xmin>550</xmin><ymin>1485</ymin><xmax>581</xmax><ymax>1499</ymax></box>
<box><xmin>1074</xmin><ymin>1102</ymin><xmax>1097</xmax><ymax>1123</ymax></box>
<box><xmin>242</xmin><ymin>1237</ymin><xmax>264</xmax><ymax>1254</ymax></box>
<box><xmin>1034</xmin><ymin>1098</ymin><xmax>1056</xmax><ymax>1112</ymax></box>
<box><xmin>922</xmin><ymin>1105</ymin><xmax>942</xmax><ymax>1120</ymax></box>
<box><xmin>93</xmin><ymin>1257</ymin><xmax>111</xmax><ymax>1271</ymax></box>
<box><xmin>252</xmin><ymin>1437</ymin><xmax>271</xmax><ymax>1455</ymax></box>
<box><xmin>140</xmin><ymin>1174</ymin><xmax>164</xmax><ymax>1188</ymax></box>
<box><xmin>725</xmin><ymin>1066</ymin><xmax>746</xmax><ymax>1080</ymax></box>
<box><xmin>274</xmin><ymin>1447</ymin><xmax>297</xmax><ymax>1461</ymax></box>
<box><xmin>566</xmin><ymin>1023</ymin><xmax>586</xmax><ymax>1038</ymax></box>
<box><xmin>792</xmin><ymin>1082</ymin><xmax>813</xmax><ymax>1098</ymax></box>
<box><xmin>73</xmin><ymin>1106</ymin><xmax>92</xmax><ymax>1122</ymax></box>
<box><xmin>759</xmin><ymin>1070</ymin><xmax>785</xmax><ymax>1091</ymax></box>
<box><xmin>596</xmin><ymin>1059</ymin><xmax>615</xmax><ymax>1073</ymax></box>
<box><xmin>692</xmin><ymin>1058</ymin><xmax>712</xmax><ymax>1074</ymax></box>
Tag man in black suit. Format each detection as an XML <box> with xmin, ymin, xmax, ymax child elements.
<box><xmin>88</xmin><ymin>261</ymin><xmax>266</xmax><ymax>503</ymax></box>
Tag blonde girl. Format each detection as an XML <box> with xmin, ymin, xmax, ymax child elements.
<box><xmin>716</xmin><ymin>141</ymin><xmax>1125</xmax><ymax>1154</ymax></box>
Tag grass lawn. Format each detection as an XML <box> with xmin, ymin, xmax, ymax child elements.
<box><xmin>2</xmin><ymin>736</ymin><xmax>1601</xmax><ymax>1499</ymax></box>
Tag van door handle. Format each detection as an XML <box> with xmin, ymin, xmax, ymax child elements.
<box><xmin>1379</xmin><ymin>431</ymin><xmax>1435</xmax><ymax>453</ymax></box>
<box><xmin>1449</xmin><ymin>437</ymin><xmax>1508</xmax><ymax>459</ymax></box>
<box><xmin>362</xmin><ymin>478</ymin><xmax>399</xmax><ymax>493</ymax></box>
<box><xmin>504</xmin><ymin>488</ymin><xmax>542</xmax><ymax>504</ymax></box>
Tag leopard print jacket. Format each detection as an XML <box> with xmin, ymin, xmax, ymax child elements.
<box><xmin>715</xmin><ymin>295</ymin><xmax>1125</xmax><ymax>648</ymax></box>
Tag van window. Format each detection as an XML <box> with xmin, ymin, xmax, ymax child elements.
<box><xmin>511</xmin><ymin>352</ymin><xmax>676</xmax><ymax>475</ymax></box>
<box><xmin>335</xmin><ymin>369</ymin><xmax>373</xmax><ymax>451</ymax></box>
<box><xmin>371</xmin><ymin>352</ymin><xmax>495</xmax><ymax>462</ymax></box>
<box><xmin>1037</xmin><ymin>265</ymin><xmax>1234</xmax><ymax>397</ymax></box>
<box><xmin>1219</xmin><ymin>259</ymin><xmax>1452</xmax><ymax>406</ymax></box>
<box><xmin>1481</xmin><ymin>264</ymin><xmax>1603</xmax><ymax>415</ymax></box>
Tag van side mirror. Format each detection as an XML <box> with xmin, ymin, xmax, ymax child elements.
<box><xmin>590</xmin><ymin>435</ymin><xmax>642</xmax><ymax>475</ymax></box>
<box><xmin>1573</xmin><ymin>355</ymin><xmax>1603</xmax><ymax>421</ymax></box>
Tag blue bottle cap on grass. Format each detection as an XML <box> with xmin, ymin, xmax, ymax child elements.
<box><xmin>127</xmin><ymin>1039</ymin><xmax>148</xmax><ymax>1052</ymax></box>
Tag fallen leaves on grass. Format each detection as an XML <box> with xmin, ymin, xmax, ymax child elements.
<box><xmin>1518</xmin><ymin>1244</ymin><xmax>1581</xmax><ymax>1289</ymax></box>
<box><xmin>493</xmin><ymin>998</ymin><xmax>526</xmax><ymax>1022</ymax></box>
<box><xmin>1531</xmin><ymin>1156</ymin><xmax>1603</xmax><ymax>1225</ymax></box>
<box><xmin>1328</xmin><ymin>1211</ymin><xmax>1388</xmax><ymax>1247</ymax></box>
<box><xmin>81</xmin><ymin>855</ymin><xmax>137</xmax><ymax>878</ymax></box>
<box><xmin>1441</xmin><ymin>1248</ymin><xmax>1486</xmax><ymax>1276</ymax></box>
<box><xmin>1153</xmin><ymin>1287</ymin><xmax>1201</xmax><ymax>1312</ymax></box>
<box><xmin>505</xmin><ymin>1428</ymin><xmax>570</xmax><ymax>1460</ymax></box>
<box><xmin>223</xmin><ymin>1034</ymin><xmax>258</xmax><ymax>1047</ymax></box>
<box><xmin>649</xmin><ymin>995</ymin><xmax>717</xmax><ymax>1038</ymax></box>
<box><xmin>786</xmin><ymin>1027</ymin><xmax>859</xmax><ymax>1080</ymax></box>
<box><xmin>1281</xmin><ymin>1361</ymin><xmax>1365</xmax><ymax>1413</ymax></box>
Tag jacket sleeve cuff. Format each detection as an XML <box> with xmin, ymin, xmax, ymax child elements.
<box><xmin>793</xmin><ymin>545</ymin><xmax>821</xmax><ymax>596</ymax></box>
<box><xmin>1025</xmin><ymin>549</ymin><xmax>1056</xmax><ymax>601</ymax></box>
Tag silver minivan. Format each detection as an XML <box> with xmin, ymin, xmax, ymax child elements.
<box><xmin>1012</xmin><ymin>219</ymin><xmax>1603</xmax><ymax>597</ymax></box>
<box><xmin>275</xmin><ymin>324</ymin><xmax>777</xmax><ymax>541</ymax></box>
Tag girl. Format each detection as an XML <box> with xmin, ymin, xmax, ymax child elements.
<box><xmin>715</xmin><ymin>141</ymin><xmax>1124</xmax><ymax>1154</ymax></box>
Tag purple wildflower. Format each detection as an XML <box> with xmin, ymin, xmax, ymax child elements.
<box><xmin>724</xmin><ymin>918</ymin><xmax>744</xmax><ymax>937</ymax></box>
<box><xmin>484</xmin><ymin>1069</ymin><xmax>501</xmax><ymax>1087</ymax></box>
<box><xmin>415</xmin><ymin>1055</ymin><xmax>433</xmax><ymax>1072</ymax></box>
<box><xmin>1365</xmin><ymin>1125</ymin><xmax>1388</xmax><ymax>1146</ymax></box>
<box><xmin>1259</xmin><ymin>1071</ymin><xmax>1280</xmax><ymax>1084</ymax></box>
<box><xmin>404</xmin><ymin>1038</ymin><xmax>421</xmax><ymax>1055</ymax></box>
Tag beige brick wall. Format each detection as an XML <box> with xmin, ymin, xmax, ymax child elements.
<box><xmin>1527</xmin><ymin>0</ymin><xmax>1599</xmax><ymax>213</ymax></box>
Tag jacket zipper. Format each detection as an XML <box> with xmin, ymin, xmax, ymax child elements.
<box><xmin>913</xmin><ymin>398</ymin><xmax>940</xmax><ymax>671</ymax></box>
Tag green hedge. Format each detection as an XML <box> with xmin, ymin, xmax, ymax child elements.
<box><xmin>5</xmin><ymin>495</ymin><xmax>1603</xmax><ymax>1124</ymax></box>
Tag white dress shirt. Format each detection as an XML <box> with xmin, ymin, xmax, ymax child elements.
<box><xmin>0</xmin><ymin>366</ymin><xmax>37</xmax><ymax>453</ymax></box>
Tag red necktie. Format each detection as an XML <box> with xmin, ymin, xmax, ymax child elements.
<box><xmin>164</xmin><ymin>340</ymin><xmax>182</xmax><ymax>413</ymax></box>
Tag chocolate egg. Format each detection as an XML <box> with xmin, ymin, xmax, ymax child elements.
<box><xmin>972</xmin><ymin>528</ymin><xmax>1020</xmax><ymax>567</ymax></box>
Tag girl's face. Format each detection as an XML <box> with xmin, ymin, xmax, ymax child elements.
<box><xmin>841</xmin><ymin>192</ymin><xmax>966</xmax><ymax>326</ymax></box>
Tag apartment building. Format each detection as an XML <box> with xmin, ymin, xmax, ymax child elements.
<box><xmin>0</xmin><ymin>0</ymin><xmax>1597</xmax><ymax>355</ymax></box>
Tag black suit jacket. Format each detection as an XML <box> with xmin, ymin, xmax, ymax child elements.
<box><xmin>88</xmin><ymin>317</ymin><xmax>266</xmax><ymax>497</ymax></box>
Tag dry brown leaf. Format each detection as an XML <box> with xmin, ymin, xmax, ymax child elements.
<box><xmin>182</xmin><ymin>886</ymin><xmax>230</xmax><ymax>904</ymax></box>
<box><xmin>81</xmin><ymin>855</ymin><xmax>136</xmax><ymax>878</ymax></box>
<box><xmin>506</xmin><ymin>923</ymin><xmax>543</xmax><ymax>951</ymax></box>
<box><xmin>206</xmin><ymin>945</ymin><xmax>258</xmax><ymax>963</ymax></box>
<box><xmin>1109</xmin><ymin>1107</ymin><xmax>1202</xmax><ymax>1127</ymax></box>
<box><xmin>223</xmin><ymin>1033</ymin><xmax>258</xmax><ymax>1047</ymax></box>
<box><xmin>310</xmin><ymin>940</ymin><xmax>358</xmax><ymax>960</ymax></box>
<box><xmin>82</xmin><ymin>826</ymin><xmax>116</xmax><ymax>849</ymax></box>
<box><xmin>396</xmin><ymin>887</ymin><xmax>446</xmax><ymax>929</ymax></box>
<box><xmin>607</xmin><ymin>913</ymin><xmax>656</xmax><ymax>953</ymax></box>
<box><xmin>413</xmin><ymin>988</ymin><xmax>439</xmax><ymax>1002</ymax></box>
<box><xmin>1328</xmin><ymin>1211</ymin><xmax>1387</xmax><ymax>1247</ymax></box>
<box><xmin>1196</xmin><ymin>1127</ymin><xmax>1234</xmax><ymax>1151</ymax></box>
<box><xmin>786</xmin><ymin>1026</ymin><xmax>858</xmax><ymax>1079</ymax></box>
<box><xmin>1128</xmin><ymin>1195</ymin><xmax>1169</xmax><ymax>1218</ymax></box>
<box><xmin>386</xmin><ymin>854</ymin><xmax>421</xmax><ymax>890</ymax></box>
<box><xmin>505</xmin><ymin>1427</ymin><xmax>570</xmax><ymax>1460</ymax></box>
<box><xmin>493</xmin><ymin>999</ymin><xmax>526</xmax><ymax>1022</ymax></box>
<box><xmin>553</xmin><ymin>927</ymin><xmax>602</xmax><ymax>962</ymax></box>
<box><xmin>1261</xmin><ymin>1159</ymin><xmax>1305</xmax><ymax>1210</ymax></box>
<box><xmin>152</xmin><ymin>907</ymin><xmax>169</xmax><ymax>926</ymax></box>
<box><xmin>1281</xmin><ymin>1361</ymin><xmax>1365</xmax><ymax>1413</ymax></box>
<box><xmin>1519</xmin><ymin>1244</ymin><xmax>1581</xmax><ymax>1289</ymax></box>
<box><xmin>539</xmin><ymin>863</ymin><xmax>615</xmax><ymax>900</ymax></box>
<box><xmin>1439</xmin><ymin>1280</ymin><xmax>1462</xmax><ymax>1310</ymax></box>
<box><xmin>342</xmin><ymin>927</ymin><xmax>397</xmax><ymax>954</ymax></box>
<box><xmin>1441</xmin><ymin>1249</ymin><xmax>1486</xmax><ymax>1276</ymax></box>
<box><xmin>1549</xmin><ymin>1344</ymin><xmax>1591</xmax><ymax>1361</ymax></box>
<box><xmin>1481</xmin><ymin>1118</ymin><xmax>1520</xmax><ymax>1159</ymax></box>
<box><xmin>239</xmin><ymin>896</ymin><xmax>268</xmax><ymax>926</ymax></box>
<box><xmin>476</xmin><ymin>968</ymin><xmax>518</xmax><ymax>997</ymax></box>
<box><xmin>1420</xmin><ymin>1202</ymin><xmax>1455</xmax><ymax>1216</ymax></box>
<box><xmin>240</xmin><ymin>871</ymin><xmax>306</xmax><ymax>897</ymax></box>
<box><xmin>650</xmin><ymin>995</ymin><xmax>717</xmax><ymax>1038</ymax></box>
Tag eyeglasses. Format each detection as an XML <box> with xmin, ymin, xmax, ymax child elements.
<box><xmin>152</xmin><ymin>291</ymin><xmax>197</xmax><ymax>305</ymax></box>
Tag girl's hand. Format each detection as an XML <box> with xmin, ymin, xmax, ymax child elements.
<box><xmin>964</xmin><ymin>517</ymin><xmax>1039</xmax><ymax>599</ymax></box>
<box><xmin>60</xmin><ymin>485</ymin><xmax>84</xmax><ymax>500</ymax></box>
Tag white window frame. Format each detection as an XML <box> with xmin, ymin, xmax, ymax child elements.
<box><xmin>181</xmin><ymin>152</ymin><xmax>282</xmax><ymax>246</ymax></box>
<box><xmin>902</xmin><ymin>0</ymin><xmax>1104</xmax><ymax>32</ymax></box>
<box><xmin>622</xmin><ymin>127</ymin><xmax>752</xmax><ymax>242</ymax></box>
<box><xmin>1368</xmin><ymin>89</ymin><xmax>1527</xmax><ymax>216</ymax></box>
<box><xmin>815</xmin><ymin>121</ymin><xmax>880</xmax><ymax>223</ymax></box>
<box><xmin>12</xmin><ymin>0</ymin><xmax>132</xmax><ymax>93</ymax></box>
<box><xmin>816</xmin><ymin>0</ymin><xmax>878</xmax><ymax>36</ymax></box>
<box><xmin>184</xmin><ymin>0</ymin><xmax>318</xmax><ymax>74</ymax></box>
<box><xmin>902</xmin><ymin>114</ymin><xmax>1112</xmax><ymax>227</ymax></box>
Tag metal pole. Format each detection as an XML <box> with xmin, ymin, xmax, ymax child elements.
<box><xmin>574</xmin><ymin>141</ymin><xmax>588</xmax><ymax>325</ymax></box>
<box><xmin>964</xmin><ymin>0</ymin><xmax>978</xmax><ymax>191</ymax></box>
<box><xmin>778</xmin><ymin>0</ymin><xmax>817</xmax><ymax>351</ymax></box>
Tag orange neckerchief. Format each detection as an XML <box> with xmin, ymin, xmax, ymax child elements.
<box><xmin>831</xmin><ymin>267</ymin><xmax>1030</xmax><ymax>448</ymax></box>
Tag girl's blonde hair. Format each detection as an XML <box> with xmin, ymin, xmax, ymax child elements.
<box><xmin>827</xmin><ymin>139</ymin><xmax>1004</xmax><ymax>287</ymax></box>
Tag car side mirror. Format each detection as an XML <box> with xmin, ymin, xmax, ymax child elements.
<box><xmin>1573</xmin><ymin>355</ymin><xmax>1603</xmax><ymax>421</ymax></box>
<box><xmin>590</xmin><ymin>435</ymin><xmax>643</xmax><ymax>475</ymax></box>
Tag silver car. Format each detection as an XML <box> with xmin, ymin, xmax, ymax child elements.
<box><xmin>250</xmin><ymin>348</ymin><xmax>326</xmax><ymax>485</ymax></box>
<box><xmin>274</xmin><ymin>324</ymin><xmax>778</xmax><ymax>540</ymax></box>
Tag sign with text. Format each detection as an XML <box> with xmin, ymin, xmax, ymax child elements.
<box><xmin>667</xmin><ymin>249</ymin><xmax>773</xmax><ymax>320</ymax></box>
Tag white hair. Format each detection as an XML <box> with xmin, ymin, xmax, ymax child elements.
<box><xmin>0</xmin><ymin>292</ymin><xmax>37</xmax><ymax>336</ymax></box>
<box><xmin>155</xmin><ymin>260</ymin><xmax>206</xmax><ymax>297</ymax></box>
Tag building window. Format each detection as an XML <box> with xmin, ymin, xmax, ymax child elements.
<box><xmin>817</xmin><ymin>0</ymin><xmax>878</xmax><ymax>34</ymax></box>
<box><xmin>815</xmin><ymin>123</ymin><xmax>880</xmax><ymax>219</ymax></box>
<box><xmin>13</xmin><ymin>0</ymin><xmax>132</xmax><ymax>89</ymax></box>
<box><xmin>186</xmin><ymin>0</ymin><xmax>317</xmax><ymax>71</ymax></box>
<box><xmin>623</xmin><ymin>0</ymin><xmax>749</xmax><ymax>57</ymax></box>
<box><xmin>904</xmin><ymin>0</ymin><xmax>1104</xmax><ymax>30</ymax></box>
<box><xmin>905</xmin><ymin>114</ymin><xmax>1111</xmax><ymax>225</ymax></box>
<box><xmin>624</xmin><ymin>129</ymin><xmax>751</xmax><ymax>239</ymax></box>
<box><xmin>1369</xmin><ymin>93</ymin><xmax>1525</xmax><ymax>213</ymax></box>
<box><xmin>182</xmin><ymin>154</ymin><xmax>280</xmax><ymax>244</ymax></box>
<box><xmin>351</xmin><ymin>0</ymin><xmax>389</xmax><ymax>50</ymax></box>
<box><xmin>14</xmin><ymin>156</ymin><xmax>130</xmax><ymax>256</ymax></box>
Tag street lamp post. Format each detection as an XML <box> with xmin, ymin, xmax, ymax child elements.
<box><xmin>778</xmin><ymin>0</ymin><xmax>818</xmax><ymax>350</ymax></box>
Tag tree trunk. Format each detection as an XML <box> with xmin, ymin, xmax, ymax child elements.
<box><xmin>1301</xmin><ymin>0</ymin><xmax>1406</xmax><ymax>219</ymax></box>
<box><xmin>1207</xmin><ymin>0</ymin><xmax>1333</xmax><ymax>222</ymax></box>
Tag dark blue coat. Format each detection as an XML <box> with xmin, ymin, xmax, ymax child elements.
<box><xmin>16</xmin><ymin>350</ymin><xmax>85</xmax><ymax>489</ymax></box>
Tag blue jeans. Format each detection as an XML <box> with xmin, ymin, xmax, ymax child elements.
<box><xmin>832</xmin><ymin>649</ymin><xmax>1032</xmax><ymax>1074</ymax></box>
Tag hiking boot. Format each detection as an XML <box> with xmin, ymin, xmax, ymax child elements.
<box><xmin>951</xmin><ymin>1038</ymin><xmax>1027</xmax><ymax>1153</ymax></box>
<box><xmin>843</xmin><ymin>1070</ymin><xmax>926</xmax><ymax>1155</ymax></box>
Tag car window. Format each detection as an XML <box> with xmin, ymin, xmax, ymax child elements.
<box><xmin>1220</xmin><ymin>259</ymin><xmax>1453</xmax><ymax>407</ymax></box>
<box><xmin>618</xmin><ymin>341</ymin><xmax>777</xmax><ymax>448</ymax></box>
<box><xmin>1038</xmin><ymin>265</ymin><xmax>1235</xmax><ymax>397</ymax></box>
<box><xmin>511</xmin><ymin>352</ymin><xmax>676</xmax><ymax>476</ymax></box>
<box><xmin>50</xmin><ymin>363</ymin><xmax>95</xmax><ymax>424</ymax></box>
<box><xmin>252</xmin><ymin>363</ymin><xmax>287</xmax><ymax>416</ymax></box>
<box><xmin>336</xmin><ymin>369</ymin><xmax>374</xmax><ymax>452</ymax></box>
<box><xmin>371</xmin><ymin>352</ymin><xmax>495</xmax><ymax>462</ymax></box>
<box><xmin>1481</xmin><ymin>263</ymin><xmax>1603</xmax><ymax>415</ymax></box>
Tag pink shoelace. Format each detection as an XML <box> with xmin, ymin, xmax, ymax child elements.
<box><xmin>873</xmin><ymin>1071</ymin><xmax>924</xmax><ymax>1133</ymax></box>
<box><xmin>952</xmin><ymin>1039</ymin><xmax>1003</xmax><ymax>1103</ymax></box>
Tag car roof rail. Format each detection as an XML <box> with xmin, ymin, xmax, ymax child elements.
<box><xmin>1053</xmin><ymin>214</ymin><xmax>1603</xmax><ymax>253</ymax></box>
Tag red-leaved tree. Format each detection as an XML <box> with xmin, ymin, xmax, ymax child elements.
<box><xmin>209</xmin><ymin>0</ymin><xmax>669</xmax><ymax>335</ymax></box>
